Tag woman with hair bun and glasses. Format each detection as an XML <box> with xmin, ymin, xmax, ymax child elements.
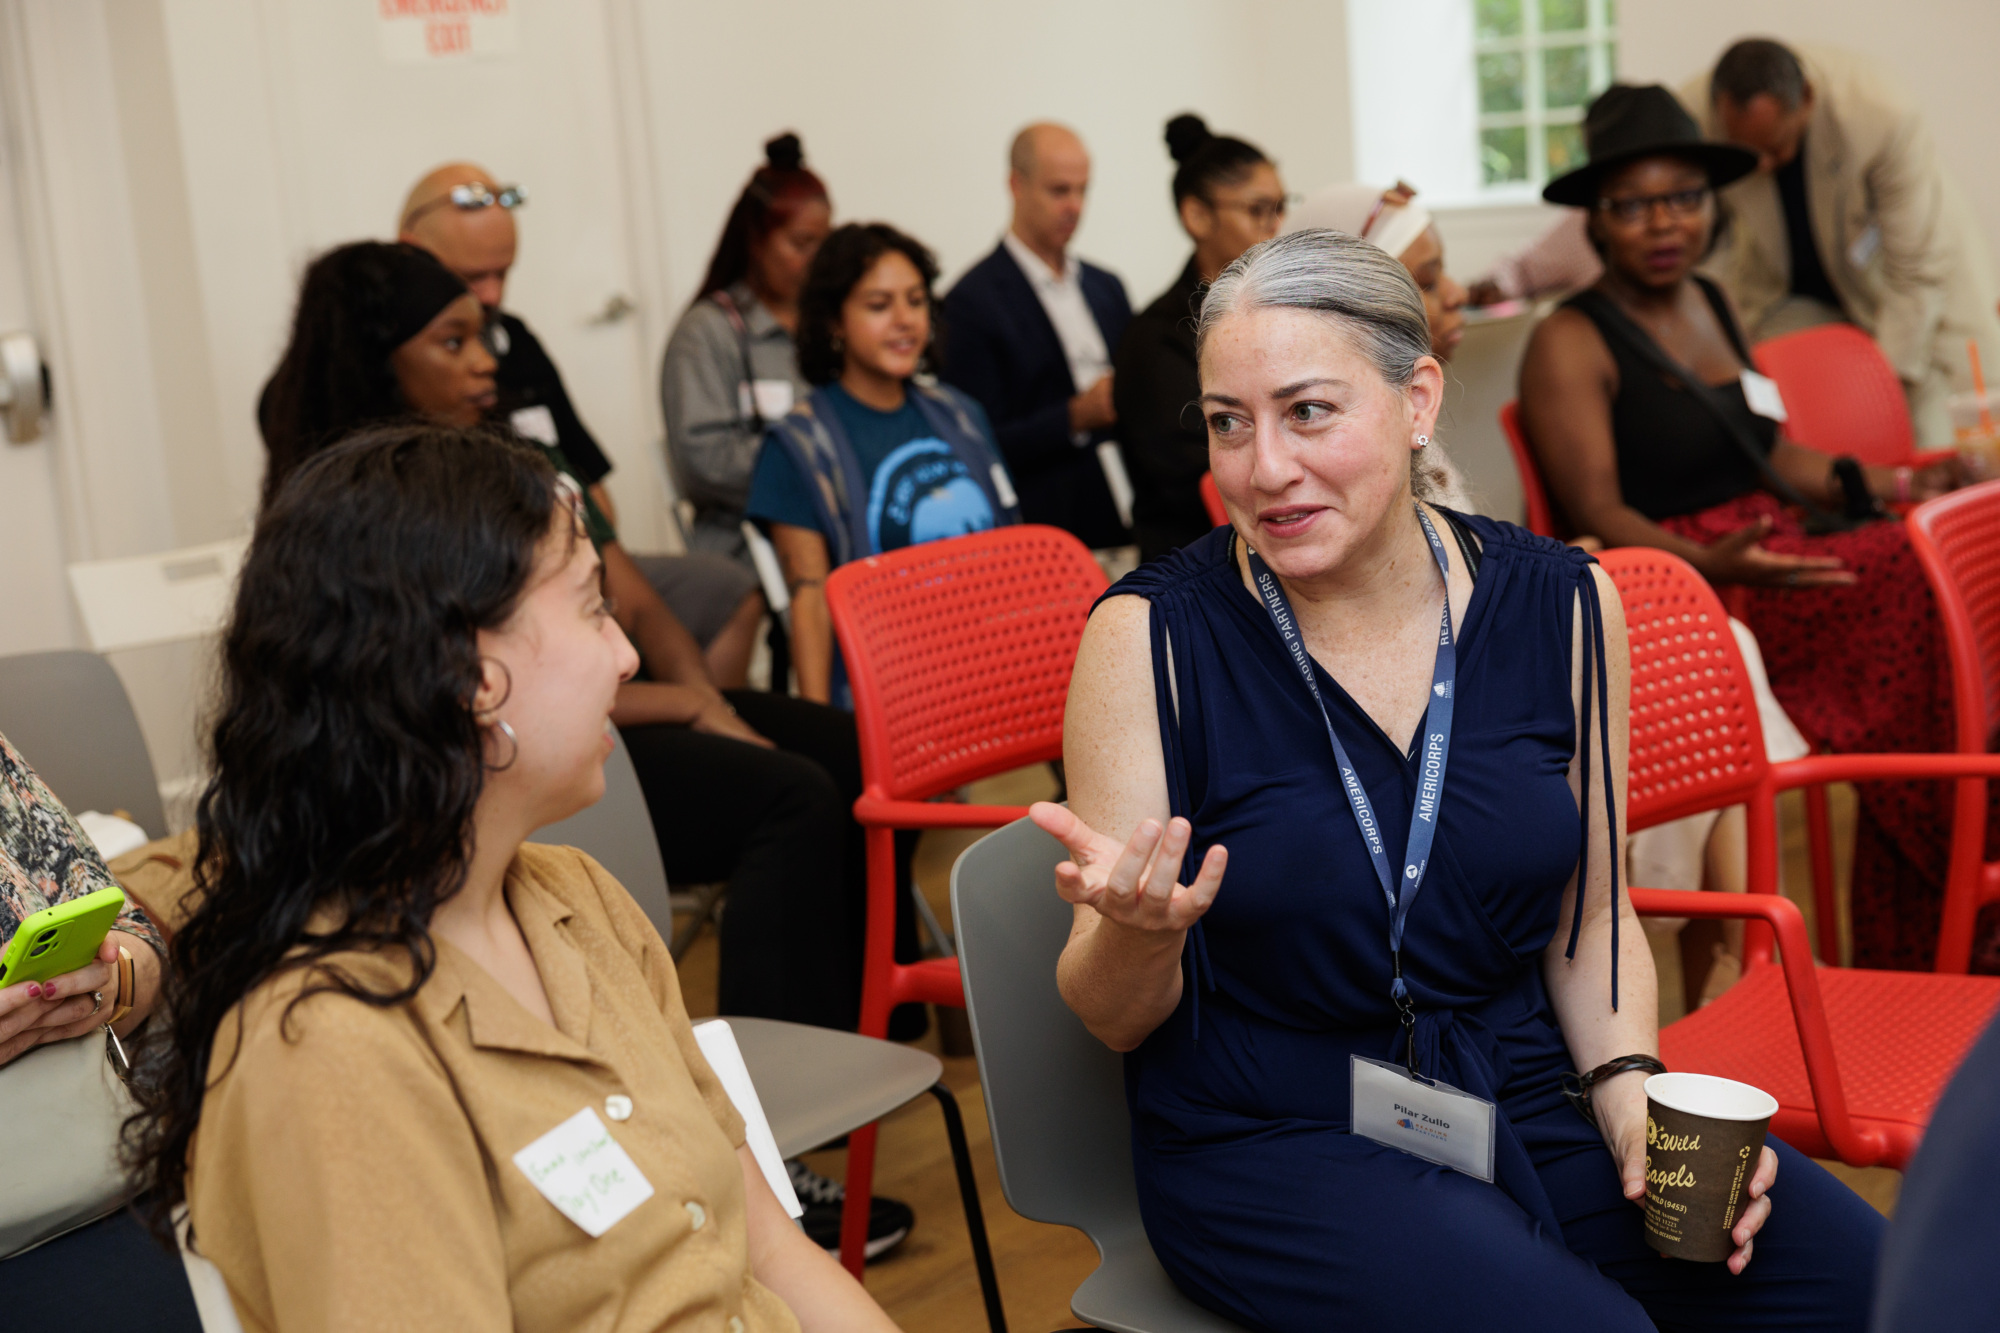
<box><xmin>1520</xmin><ymin>85</ymin><xmax>1978</xmax><ymax>973</ymax></box>
<box><xmin>663</xmin><ymin>133</ymin><xmax>834</xmax><ymax>563</ymax></box>
<box><xmin>124</xmin><ymin>426</ymin><xmax>898</xmax><ymax>1332</ymax></box>
<box><xmin>1033</xmin><ymin>228</ymin><xmax>1881</xmax><ymax>1329</ymax></box>
<box><xmin>747</xmin><ymin>222</ymin><xmax>1018</xmax><ymax>709</ymax></box>
<box><xmin>1115</xmin><ymin>113</ymin><xmax>1287</xmax><ymax>562</ymax></box>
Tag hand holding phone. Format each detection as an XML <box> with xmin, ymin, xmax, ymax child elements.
<box><xmin>0</xmin><ymin>888</ymin><xmax>126</xmax><ymax>1069</ymax></box>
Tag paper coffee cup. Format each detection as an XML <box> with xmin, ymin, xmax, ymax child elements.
<box><xmin>1641</xmin><ymin>1072</ymin><xmax>1777</xmax><ymax>1263</ymax></box>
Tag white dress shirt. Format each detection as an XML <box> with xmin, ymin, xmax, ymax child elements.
<box><xmin>1001</xmin><ymin>229</ymin><xmax>1135</xmax><ymax>532</ymax></box>
<box><xmin>1002</xmin><ymin>230</ymin><xmax>1111</xmax><ymax>403</ymax></box>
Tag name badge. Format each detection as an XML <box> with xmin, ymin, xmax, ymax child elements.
<box><xmin>1350</xmin><ymin>1055</ymin><xmax>1496</xmax><ymax>1182</ymax></box>
<box><xmin>509</xmin><ymin>405</ymin><xmax>560</xmax><ymax>447</ymax></box>
<box><xmin>1848</xmin><ymin>222</ymin><xmax>1882</xmax><ymax>269</ymax></box>
<box><xmin>1739</xmin><ymin>370</ymin><xmax>1789</xmax><ymax>423</ymax></box>
<box><xmin>989</xmin><ymin>462</ymin><xmax>1019</xmax><ymax>510</ymax></box>
<box><xmin>513</xmin><ymin>1107</ymin><xmax>655</xmax><ymax>1237</ymax></box>
<box><xmin>738</xmin><ymin>379</ymin><xmax>795</xmax><ymax>422</ymax></box>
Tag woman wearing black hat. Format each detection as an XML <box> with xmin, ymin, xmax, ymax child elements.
<box><xmin>1519</xmin><ymin>85</ymin><xmax>1985</xmax><ymax>975</ymax></box>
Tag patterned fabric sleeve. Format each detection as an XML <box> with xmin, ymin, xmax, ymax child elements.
<box><xmin>0</xmin><ymin>731</ymin><xmax>165</xmax><ymax>957</ymax></box>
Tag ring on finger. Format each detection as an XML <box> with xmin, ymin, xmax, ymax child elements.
<box><xmin>89</xmin><ymin>990</ymin><xmax>104</xmax><ymax>1016</ymax></box>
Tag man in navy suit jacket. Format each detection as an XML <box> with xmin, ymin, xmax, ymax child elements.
<box><xmin>941</xmin><ymin>124</ymin><xmax>1134</xmax><ymax>550</ymax></box>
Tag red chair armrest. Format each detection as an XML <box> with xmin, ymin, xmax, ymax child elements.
<box><xmin>852</xmin><ymin>795</ymin><xmax>1029</xmax><ymax>830</ymax></box>
<box><xmin>1629</xmin><ymin>887</ymin><xmax>1880</xmax><ymax>1163</ymax></box>
<box><xmin>1770</xmin><ymin>751</ymin><xmax>2000</xmax><ymax>790</ymax></box>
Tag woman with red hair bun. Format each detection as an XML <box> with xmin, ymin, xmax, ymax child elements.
<box><xmin>662</xmin><ymin>133</ymin><xmax>834</xmax><ymax>563</ymax></box>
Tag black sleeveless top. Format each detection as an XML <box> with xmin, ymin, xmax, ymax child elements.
<box><xmin>1563</xmin><ymin>275</ymin><xmax>1777</xmax><ymax>522</ymax></box>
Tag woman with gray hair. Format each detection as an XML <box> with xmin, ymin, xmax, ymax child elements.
<box><xmin>1029</xmin><ymin>230</ymin><xmax>1880</xmax><ymax>1329</ymax></box>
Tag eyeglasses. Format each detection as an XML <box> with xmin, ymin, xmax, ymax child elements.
<box><xmin>1213</xmin><ymin>195</ymin><xmax>1298</xmax><ymax>227</ymax></box>
<box><xmin>405</xmin><ymin>182</ymin><xmax>529</xmax><ymax>228</ymax></box>
<box><xmin>1595</xmin><ymin>187</ymin><xmax>1711</xmax><ymax>225</ymax></box>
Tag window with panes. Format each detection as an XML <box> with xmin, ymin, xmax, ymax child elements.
<box><xmin>1475</xmin><ymin>0</ymin><xmax>1617</xmax><ymax>188</ymax></box>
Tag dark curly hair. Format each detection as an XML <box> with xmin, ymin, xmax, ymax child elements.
<box><xmin>795</xmin><ymin>222</ymin><xmax>941</xmax><ymax>386</ymax></box>
<box><xmin>1164</xmin><ymin>112</ymin><xmax>1270</xmax><ymax>207</ymax></box>
<box><xmin>123</xmin><ymin>422</ymin><xmax>566</xmax><ymax>1241</ymax></box>
<box><xmin>693</xmin><ymin>132</ymin><xmax>832</xmax><ymax>303</ymax></box>
<box><xmin>256</xmin><ymin>241</ymin><xmax>471</xmax><ymax>508</ymax></box>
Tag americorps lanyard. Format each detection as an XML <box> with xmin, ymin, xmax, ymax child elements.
<box><xmin>1246</xmin><ymin>505</ymin><xmax>1457</xmax><ymax>1077</ymax></box>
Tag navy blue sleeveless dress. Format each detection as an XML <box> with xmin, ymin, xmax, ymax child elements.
<box><xmin>1109</xmin><ymin>516</ymin><xmax>1881</xmax><ymax>1333</ymax></box>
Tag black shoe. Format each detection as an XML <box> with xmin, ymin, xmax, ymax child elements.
<box><xmin>787</xmin><ymin>1158</ymin><xmax>914</xmax><ymax>1261</ymax></box>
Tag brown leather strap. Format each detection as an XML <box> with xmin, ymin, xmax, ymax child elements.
<box><xmin>105</xmin><ymin>945</ymin><xmax>135</xmax><ymax>1029</ymax></box>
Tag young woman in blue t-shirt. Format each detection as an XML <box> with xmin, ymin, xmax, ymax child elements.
<box><xmin>747</xmin><ymin>223</ymin><xmax>1020</xmax><ymax>706</ymax></box>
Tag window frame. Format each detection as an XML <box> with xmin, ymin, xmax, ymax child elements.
<box><xmin>1474</xmin><ymin>0</ymin><xmax>1617</xmax><ymax>190</ymax></box>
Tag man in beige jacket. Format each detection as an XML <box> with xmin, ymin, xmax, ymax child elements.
<box><xmin>1682</xmin><ymin>39</ymin><xmax>2000</xmax><ymax>446</ymax></box>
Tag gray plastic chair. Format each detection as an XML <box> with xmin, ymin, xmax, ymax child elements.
<box><xmin>537</xmin><ymin>739</ymin><xmax>1006</xmax><ymax>1330</ymax></box>
<box><xmin>953</xmin><ymin>816</ymin><xmax>1250</xmax><ymax>1333</ymax></box>
<box><xmin>0</xmin><ymin>650</ymin><xmax>166</xmax><ymax>837</ymax></box>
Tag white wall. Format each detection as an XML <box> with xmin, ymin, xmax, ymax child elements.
<box><xmin>630</xmin><ymin>0</ymin><xmax>1353</xmax><ymax>325</ymax></box>
<box><xmin>47</xmin><ymin>0</ymin><xmax>1356</xmax><ymax>586</ymax></box>
<box><xmin>1619</xmin><ymin>0</ymin><xmax>2000</xmax><ymax>263</ymax></box>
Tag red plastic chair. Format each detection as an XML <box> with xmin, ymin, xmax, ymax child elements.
<box><xmin>1752</xmin><ymin>324</ymin><xmax>1955</xmax><ymax>472</ymax></box>
<box><xmin>1499</xmin><ymin>400</ymin><xmax>1559</xmax><ymax>538</ymax></box>
<box><xmin>1198</xmin><ymin>471</ymin><xmax>1227</xmax><ymax>528</ymax></box>
<box><xmin>1908</xmin><ymin>479</ymin><xmax>2000</xmax><ymax>974</ymax></box>
<box><xmin>823</xmin><ymin>525</ymin><xmax>1108</xmax><ymax>1274</ymax></box>
<box><xmin>1602</xmin><ymin>545</ymin><xmax>2000</xmax><ymax>1168</ymax></box>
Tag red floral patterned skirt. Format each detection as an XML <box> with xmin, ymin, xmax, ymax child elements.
<box><xmin>1656</xmin><ymin>491</ymin><xmax>1998</xmax><ymax>970</ymax></box>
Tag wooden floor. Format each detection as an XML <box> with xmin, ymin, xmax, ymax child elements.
<box><xmin>674</xmin><ymin>770</ymin><xmax>1899</xmax><ymax>1331</ymax></box>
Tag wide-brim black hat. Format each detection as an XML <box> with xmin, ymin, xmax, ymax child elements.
<box><xmin>1542</xmin><ymin>83</ymin><xmax>1758</xmax><ymax>207</ymax></box>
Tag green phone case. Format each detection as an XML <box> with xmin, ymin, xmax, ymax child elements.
<box><xmin>0</xmin><ymin>885</ymin><xmax>126</xmax><ymax>988</ymax></box>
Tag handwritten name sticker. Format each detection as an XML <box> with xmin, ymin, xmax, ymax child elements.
<box><xmin>513</xmin><ymin>1107</ymin><xmax>655</xmax><ymax>1237</ymax></box>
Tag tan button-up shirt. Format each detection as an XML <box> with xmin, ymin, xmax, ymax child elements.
<box><xmin>188</xmin><ymin>844</ymin><xmax>799</xmax><ymax>1333</ymax></box>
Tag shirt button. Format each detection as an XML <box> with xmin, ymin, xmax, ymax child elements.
<box><xmin>604</xmin><ymin>1094</ymin><xmax>633</xmax><ymax>1121</ymax></box>
<box><xmin>685</xmin><ymin>1200</ymin><xmax>707</xmax><ymax>1231</ymax></box>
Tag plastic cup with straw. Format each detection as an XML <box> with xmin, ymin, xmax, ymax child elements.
<box><xmin>1961</xmin><ymin>339</ymin><xmax>2000</xmax><ymax>480</ymax></box>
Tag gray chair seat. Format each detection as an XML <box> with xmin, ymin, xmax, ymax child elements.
<box><xmin>726</xmin><ymin>1016</ymin><xmax>942</xmax><ymax>1160</ymax></box>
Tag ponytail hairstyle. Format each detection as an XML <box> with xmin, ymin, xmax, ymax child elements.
<box><xmin>694</xmin><ymin>132</ymin><xmax>832</xmax><ymax>302</ymax></box>
<box><xmin>123</xmin><ymin>422</ymin><xmax>567</xmax><ymax>1240</ymax></box>
<box><xmin>1165</xmin><ymin>113</ymin><xmax>1271</xmax><ymax>208</ymax></box>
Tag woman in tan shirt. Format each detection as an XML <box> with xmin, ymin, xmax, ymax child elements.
<box><xmin>124</xmin><ymin>423</ymin><xmax>897</xmax><ymax>1333</ymax></box>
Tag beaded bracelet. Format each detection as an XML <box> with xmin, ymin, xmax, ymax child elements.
<box><xmin>1562</xmin><ymin>1053</ymin><xmax>1666</xmax><ymax>1121</ymax></box>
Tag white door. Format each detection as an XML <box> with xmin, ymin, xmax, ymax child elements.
<box><xmin>157</xmin><ymin>0</ymin><xmax>679</xmax><ymax>552</ymax></box>
<box><xmin>0</xmin><ymin>103</ymin><xmax>77</xmax><ymax>657</ymax></box>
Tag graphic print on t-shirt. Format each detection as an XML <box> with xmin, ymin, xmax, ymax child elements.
<box><xmin>866</xmin><ymin>437</ymin><xmax>996</xmax><ymax>553</ymax></box>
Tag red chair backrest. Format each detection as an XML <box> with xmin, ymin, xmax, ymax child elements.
<box><xmin>1199</xmin><ymin>471</ymin><xmax>1227</xmax><ymax>528</ymax></box>
<box><xmin>1908</xmin><ymin>479</ymin><xmax>2000</xmax><ymax>754</ymax></box>
<box><xmin>1499</xmin><ymin>400</ymin><xmax>1558</xmax><ymax>537</ymax></box>
<box><xmin>1595</xmin><ymin>547</ymin><xmax>1772</xmax><ymax>832</ymax></box>
<box><xmin>824</xmin><ymin>525</ymin><xmax>1110</xmax><ymax>802</ymax></box>
<box><xmin>1751</xmin><ymin>324</ymin><xmax>1915</xmax><ymax>466</ymax></box>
